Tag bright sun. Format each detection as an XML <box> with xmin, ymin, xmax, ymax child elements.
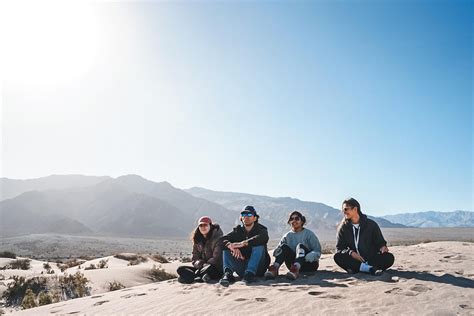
<box><xmin>0</xmin><ymin>0</ymin><xmax>100</xmax><ymax>88</ymax></box>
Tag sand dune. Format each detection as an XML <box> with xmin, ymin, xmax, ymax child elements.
<box><xmin>6</xmin><ymin>241</ymin><xmax>474</xmax><ymax>315</ymax></box>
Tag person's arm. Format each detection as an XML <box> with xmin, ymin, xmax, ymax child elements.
<box><xmin>221</xmin><ymin>227</ymin><xmax>239</xmax><ymax>249</ymax></box>
<box><xmin>247</xmin><ymin>226</ymin><xmax>269</xmax><ymax>247</ymax></box>
<box><xmin>335</xmin><ymin>226</ymin><xmax>351</xmax><ymax>255</ymax></box>
<box><xmin>207</xmin><ymin>230</ymin><xmax>224</xmax><ymax>265</ymax></box>
<box><xmin>191</xmin><ymin>243</ymin><xmax>204</xmax><ymax>268</ymax></box>
<box><xmin>305</xmin><ymin>231</ymin><xmax>321</xmax><ymax>262</ymax></box>
<box><xmin>372</xmin><ymin>222</ymin><xmax>388</xmax><ymax>253</ymax></box>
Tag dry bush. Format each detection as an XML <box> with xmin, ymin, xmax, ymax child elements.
<box><xmin>84</xmin><ymin>264</ymin><xmax>97</xmax><ymax>270</ymax></box>
<box><xmin>98</xmin><ymin>259</ymin><xmax>108</xmax><ymax>269</ymax></box>
<box><xmin>151</xmin><ymin>254</ymin><xmax>169</xmax><ymax>264</ymax></box>
<box><xmin>115</xmin><ymin>253</ymin><xmax>148</xmax><ymax>266</ymax></box>
<box><xmin>58</xmin><ymin>272</ymin><xmax>90</xmax><ymax>299</ymax></box>
<box><xmin>148</xmin><ymin>265</ymin><xmax>176</xmax><ymax>282</ymax></box>
<box><xmin>38</xmin><ymin>291</ymin><xmax>53</xmax><ymax>306</ymax></box>
<box><xmin>0</xmin><ymin>251</ymin><xmax>16</xmax><ymax>259</ymax></box>
<box><xmin>21</xmin><ymin>289</ymin><xmax>37</xmax><ymax>309</ymax></box>
<box><xmin>1</xmin><ymin>275</ymin><xmax>47</xmax><ymax>306</ymax></box>
<box><xmin>179</xmin><ymin>257</ymin><xmax>192</xmax><ymax>263</ymax></box>
<box><xmin>0</xmin><ymin>259</ymin><xmax>31</xmax><ymax>270</ymax></box>
<box><xmin>108</xmin><ymin>281</ymin><xmax>125</xmax><ymax>291</ymax></box>
<box><xmin>56</xmin><ymin>258</ymin><xmax>84</xmax><ymax>272</ymax></box>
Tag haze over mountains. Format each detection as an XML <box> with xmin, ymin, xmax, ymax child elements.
<box><xmin>0</xmin><ymin>175</ymin><xmax>472</xmax><ymax>238</ymax></box>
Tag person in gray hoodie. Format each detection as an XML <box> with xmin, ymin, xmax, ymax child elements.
<box><xmin>264</xmin><ymin>211</ymin><xmax>321</xmax><ymax>280</ymax></box>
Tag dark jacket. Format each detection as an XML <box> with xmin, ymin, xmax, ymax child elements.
<box><xmin>336</xmin><ymin>214</ymin><xmax>387</xmax><ymax>262</ymax></box>
<box><xmin>192</xmin><ymin>225</ymin><xmax>223</xmax><ymax>270</ymax></box>
<box><xmin>221</xmin><ymin>222</ymin><xmax>270</xmax><ymax>262</ymax></box>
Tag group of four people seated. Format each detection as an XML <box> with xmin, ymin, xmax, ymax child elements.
<box><xmin>177</xmin><ymin>197</ymin><xmax>395</xmax><ymax>286</ymax></box>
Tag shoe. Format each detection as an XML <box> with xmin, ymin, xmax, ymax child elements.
<box><xmin>194</xmin><ymin>276</ymin><xmax>203</xmax><ymax>283</ymax></box>
<box><xmin>219</xmin><ymin>271</ymin><xmax>235</xmax><ymax>287</ymax></box>
<box><xmin>264</xmin><ymin>265</ymin><xmax>279</xmax><ymax>280</ymax></box>
<box><xmin>286</xmin><ymin>264</ymin><xmax>299</xmax><ymax>280</ymax></box>
<box><xmin>243</xmin><ymin>271</ymin><xmax>255</xmax><ymax>284</ymax></box>
<box><xmin>201</xmin><ymin>273</ymin><xmax>211</xmax><ymax>283</ymax></box>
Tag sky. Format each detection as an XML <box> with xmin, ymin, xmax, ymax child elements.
<box><xmin>0</xmin><ymin>0</ymin><xmax>472</xmax><ymax>215</ymax></box>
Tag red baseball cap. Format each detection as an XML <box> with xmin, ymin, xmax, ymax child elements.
<box><xmin>198</xmin><ymin>216</ymin><xmax>212</xmax><ymax>225</ymax></box>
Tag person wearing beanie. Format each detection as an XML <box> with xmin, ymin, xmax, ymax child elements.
<box><xmin>177</xmin><ymin>216</ymin><xmax>223</xmax><ymax>284</ymax></box>
<box><xmin>334</xmin><ymin>198</ymin><xmax>395</xmax><ymax>274</ymax></box>
<box><xmin>218</xmin><ymin>205</ymin><xmax>270</xmax><ymax>286</ymax></box>
<box><xmin>264</xmin><ymin>211</ymin><xmax>321</xmax><ymax>280</ymax></box>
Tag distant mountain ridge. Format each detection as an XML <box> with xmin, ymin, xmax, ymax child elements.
<box><xmin>382</xmin><ymin>210</ymin><xmax>474</xmax><ymax>228</ymax></box>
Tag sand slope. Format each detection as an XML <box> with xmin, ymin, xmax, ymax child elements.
<box><xmin>10</xmin><ymin>241</ymin><xmax>474</xmax><ymax>315</ymax></box>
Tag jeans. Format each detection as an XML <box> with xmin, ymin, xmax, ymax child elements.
<box><xmin>222</xmin><ymin>245</ymin><xmax>268</xmax><ymax>277</ymax></box>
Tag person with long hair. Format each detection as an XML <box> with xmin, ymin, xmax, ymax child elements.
<box><xmin>264</xmin><ymin>211</ymin><xmax>321</xmax><ymax>280</ymax></box>
<box><xmin>334</xmin><ymin>198</ymin><xmax>395</xmax><ymax>274</ymax></box>
<box><xmin>177</xmin><ymin>216</ymin><xmax>223</xmax><ymax>283</ymax></box>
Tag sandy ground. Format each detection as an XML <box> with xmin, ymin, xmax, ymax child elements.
<box><xmin>4</xmin><ymin>241</ymin><xmax>474</xmax><ymax>315</ymax></box>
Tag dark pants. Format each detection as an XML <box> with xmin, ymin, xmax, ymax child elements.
<box><xmin>333</xmin><ymin>252</ymin><xmax>394</xmax><ymax>273</ymax></box>
<box><xmin>177</xmin><ymin>263</ymin><xmax>221</xmax><ymax>284</ymax></box>
<box><xmin>274</xmin><ymin>244</ymin><xmax>319</xmax><ymax>272</ymax></box>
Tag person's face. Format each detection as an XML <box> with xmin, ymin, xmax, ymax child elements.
<box><xmin>342</xmin><ymin>203</ymin><xmax>357</xmax><ymax>220</ymax></box>
<box><xmin>198</xmin><ymin>223</ymin><xmax>210</xmax><ymax>236</ymax></box>
<box><xmin>289</xmin><ymin>214</ymin><xmax>303</xmax><ymax>230</ymax></box>
<box><xmin>240</xmin><ymin>212</ymin><xmax>256</xmax><ymax>226</ymax></box>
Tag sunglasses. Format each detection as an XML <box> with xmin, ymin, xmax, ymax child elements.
<box><xmin>289</xmin><ymin>216</ymin><xmax>301</xmax><ymax>221</ymax></box>
<box><xmin>241</xmin><ymin>212</ymin><xmax>254</xmax><ymax>217</ymax></box>
<box><xmin>342</xmin><ymin>207</ymin><xmax>354</xmax><ymax>212</ymax></box>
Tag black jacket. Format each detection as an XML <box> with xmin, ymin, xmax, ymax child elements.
<box><xmin>192</xmin><ymin>225</ymin><xmax>223</xmax><ymax>270</ymax></box>
<box><xmin>221</xmin><ymin>222</ymin><xmax>270</xmax><ymax>261</ymax></box>
<box><xmin>336</xmin><ymin>214</ymin><xmax>387</xmax><ymax>262</ymax></box>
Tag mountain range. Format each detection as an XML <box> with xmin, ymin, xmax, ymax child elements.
<box><xmin>0</xmin><ymin>175</ymin><xmax>471</xmax><ymax>238</ymax></box>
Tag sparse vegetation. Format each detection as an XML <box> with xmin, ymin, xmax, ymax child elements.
<box><xmin>98</xmin><ymin>259</ymin><xmax>108</xmax><ymax>269</ymax></box>
<box><xmin>0</xmin><ymin>251</ymin><xmax>17</xmax><ymax>259</ymax></box>
<box><xmin>148</xmin><ymin>265</ymin><xmax>176</xmax><ymax>282</ymax></box>
<box><xmin>57</xmin><ymin>272</ymin><xmax>90</xmax><ymax>299</ymax></box>
<box><xmin>2</xmin><ymin>275</ymin><xmax>47</xmax><ymax>306</ymax></box>
<box><xmin>115</xmin><ymin>253</ymin><xmax>148</xmax><ymax>266</ymax></box>
<box><xmin>38</xmin><ymin>291</ymin><xmax>53</xmax><ymax>306</ymax></box>
<box><xmin>108</xmin><ymin>281</ymin><xmax>125</xmax><ymax>291</ymax></box>
<box><xmin>21</xmin><ymin>289</ymin><xmax>37</xmax><ymax>309</ymax></box>
<box><xmin>57</xmin><ymin>258</ymin><xmax>84</xmax><ymax>272</ymax></box>
<box><xmin>151</xmin><ymin>254</ymin><xmax>169</xmax><ymax>264</ymax></box>
<box><xmin>0</xmin><ymin>259</ymin><xmax>31</xmax><ymax>270</ymax></box>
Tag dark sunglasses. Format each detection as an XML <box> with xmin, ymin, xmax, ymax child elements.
<box><xmin>289</xmin><ymin>216</ymin><xmax>301</xmax><ymax>221</ymax></box>
<box><xmin>342</xmin><ymin>207</ymin><xmax>354</xmax><ymax>212</ymax></box>
<box><xmin>241</xmin><ymin>212</ymin><xmax>254</xmax><ymax>217</ymax></box>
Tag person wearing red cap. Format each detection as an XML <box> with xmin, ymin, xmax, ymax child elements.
<box><xmin>177</xmin><ymin>216</ymin><xmax>224</xmax><ymax>283</ymax></box>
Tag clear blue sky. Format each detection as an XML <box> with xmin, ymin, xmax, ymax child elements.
<box><xmin>1</xmin><ymin>0</ymin><xmax>472</xmax><ymax>215</ymax></box>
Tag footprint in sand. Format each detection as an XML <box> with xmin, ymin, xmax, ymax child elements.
<box><xmin>255</xmin><ymin>298</ymin><xmax>267</xmax><ymax>302</ymax></box>
<box><xmin>67</xmin><ymin>312</ymin><xmax>80</xmax><ymax>314</ymax></box>
<box><xmin>277</xmin><ymin>288</ymin><xmax>298</xmax><ymax>292</ymax></box>
<box><xmin>410</xmin><ymin>284</ymin><xmax>431</xmax><ymax>293</ymax></box>
<box><xmin>50</xmin><ymin>311</ymin><xmax>61</xmax><ymax>314</ymax></box>
<box><xmin>322</xmin><ymin>295</ymin><xmax>344</xmax><ymax>299</ymax></box>
<box><xmin>234</xmin><ymin>298</ymin><xmax>248</xmax><ymax>302</ymax></box>
<box><xmin>384</xmin><ymin>287</ymin><xmax>401</xmax><ymax>294</ymax></box>
<box><xmin>93</xmin><ymin>300</ymin><xmax>109</xmax><ymax>306</ymax></box>
<box><xmin>459</xmin><ymin>304</ymin><xmax>473</xmax><ymax>310</ymax></box>
<box><xmin>91</xmin><ymin>295</ymin><xmax>103</xmax><ymax>299</ymax></box>
<box><xmin>308</xmin><ymin>291</ymin><xmax>324</xmax><ymax>296</ymax></box>
<box><xmin>121</xmin><ymin>293</ymin><xmax>148</xmax><ymax>299</ymax></box>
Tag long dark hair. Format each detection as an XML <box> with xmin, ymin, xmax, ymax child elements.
<box><xmin>337</xmin><ymin>197</ymin><xmax>363</xmax><ymax>230</ymax></box>
<box><xmin>191</xmin><ymin>224</ymin><xmax>218</xmax><ymax>244</ymax></box>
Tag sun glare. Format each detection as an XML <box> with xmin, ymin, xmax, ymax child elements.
<box><xmin>0</xmin><ymin>0</ymin><xmax>100</xmax><ymax>88</ymax></box>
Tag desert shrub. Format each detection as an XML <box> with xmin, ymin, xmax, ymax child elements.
<box><xmin>38</xmin><ymin>291</ymin><xmax>53</xmax><ymax>306</ymax></box>
<box><xmin>108</xmin><ymin>281</ymin><xmax>125</xmax><ymax>291</ymax></box>
<box><xmin>0</xmin><ymin>274</ymin><xmax>5</xmax><ymax>280</ymax></box>
<box><xmin>6</xmin><ymin>259</ymin><xmax>31</xmax><ymax>270</ymax></box>
<box><xmin>84</xmin><ymin>264</ymin><xmax>97</xmax><ymax>270</ymax></box>
<box><xmin>0</xmin><ymin>251</ymin><xmax>16</xmax><ymax>259</ymax></box>
<box><xmin>98</xmin><ymin>259</ymin><xmax>108</xmax><ymax>269</ymax></box>
<box><xmin>148</xmin><ymin>265</ymin><xmax>176</xmax><ymax>282</ymax></box>
<box><xmin>1</xmin><ymin>275</ymin><xmax>47</xmax><ymax>306</ymax></box>
<box><xmin>58</xmin><ymin>272</ymin><xmax>90</xmax><ymax>299</ymax></box>
<box><xmin>115</xmin><ymin>253</ymin><xmax>148</xmax><ymax>266</ymax></box>
<box><xmin>151</xmin><ymin>254</ymin><xmax>168</xmax><ymax>264</ymax></box>
<box><xmin>57</xmin><ymin>259</ymin><xmax>84</xmax><ymax>272</ymax></box>
<box><xmin>180</xmin><ymin>257</ymin><xmax>192</xmax><ymax>263</ymax></box>
<box><xmin>21</xmin><ymin>289</ymin><xmax>37</xmax><ymax>309</ymax></box>
<box><xmin>43</xmin><ymin>262</ymin><xmax>51</xmax><ymax>270</ymax></box>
